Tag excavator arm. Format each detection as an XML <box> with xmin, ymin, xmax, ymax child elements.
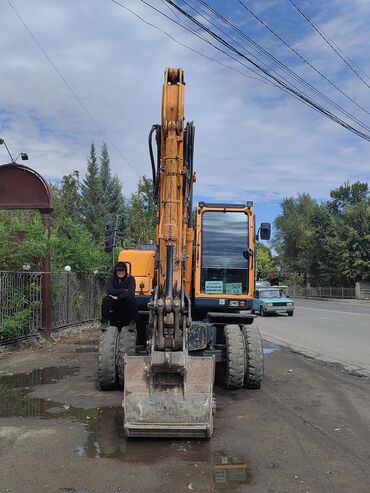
<box><xmin>123</xmin><ymin>68</ymin><xmax>215</xmax><ymax>438</ymax></box>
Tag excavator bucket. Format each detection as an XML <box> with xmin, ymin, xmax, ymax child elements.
<box><xmin>123</xmin><ymin>354</ymin><xmax>215</xmax><ymax>438</ymax></box>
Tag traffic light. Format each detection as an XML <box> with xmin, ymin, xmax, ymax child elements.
<box><xmin>116</xmin><ymin>218</ymin><xmax>125</xmax><ymax>247</ymax></box>
<box><xmin>104</xmin><ymin>219</ymin><xmax>114</xmax><ymax>253</ymax></box>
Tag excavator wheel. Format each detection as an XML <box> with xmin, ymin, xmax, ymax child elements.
<box><xmin>98</xmin><ymin>326</ymin><xmax>119</xmax><ymax>391</ymax></box>
<box><xmin>116</xmin><ymin>326</ymin><xmax>137</xmax><ymax>390</ymax></box>
<box><xmin>224</xmin><ymin>324</ymin><xmax>245</xmax><ymax>390</ymax></box>
<box><xmin>242</xmin><ymin>324</ymin><xmax>264</xmax><ymax>389</ymax></box>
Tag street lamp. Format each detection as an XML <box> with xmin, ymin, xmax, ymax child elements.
<box><xmin>0</xmin><ymin>138</ymin><xmax>29</xmax><ymax>163</ymax></box>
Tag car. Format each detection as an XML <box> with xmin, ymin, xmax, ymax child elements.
<box><xmin>255</xmin><ymin>280</ymin><xmax>271</xmax><ymax>288</ymax></box>
<box><xmin>252</xmin><ymin>286</ymin><xmax>294</xmax><ymax>317</ymax></box>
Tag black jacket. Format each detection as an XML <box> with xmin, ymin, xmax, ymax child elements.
<box><xmin>106</xmin><ymin>273</ymin><xmax>136</xmax><ymax>299</ymax></box>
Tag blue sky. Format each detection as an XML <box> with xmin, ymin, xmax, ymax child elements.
<box><xmin>1</xmin><ymin>0</ymin><xmax>369</xmax><ymax>230</ymax></box>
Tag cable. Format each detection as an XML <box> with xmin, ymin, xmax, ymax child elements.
<box><xmin>288</xmin><ymin>0</ymin><xmax>370</xmax><ymax>90</ymax></box>
<box><xmin>111</xmin><ymin>0</ymin><xmax>275</xmax><ymax>88</ymax></box>
<box><xmin>190</xmin><ymin>0</ymin><xmax>370</xmax><ymax>133</ymax></box>
<box><xmin>235</xmin><ymin>0</ymin><xmax>370</xmax><ymax>117</ymax></box>
<box><xmin>162</xmin><ymin>0</ymin><xmax>370</xmax><ymax>141</ymax></box>
<box><xmin>5</xmin><ymin>0</ymin><xmax>139</xmax><ymax>176</ymax></box>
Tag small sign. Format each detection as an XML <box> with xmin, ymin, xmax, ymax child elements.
<box><xmin>226</xmin><ymin>282</ymin><xmax>242</xmax><ymax>295</ymax></box>
<box><xmin>205</xmin><ymin>281</ymin><xmax>223</xmax><ymax>294</ymax></box>
<box><xmin>219</xmin><ymin>299</ymin><xmax>225</xmax><ymax>305</ymax></box>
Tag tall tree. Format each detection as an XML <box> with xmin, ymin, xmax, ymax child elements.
<box><xmin>99</xmin><ymin>142</ymin><xmax>124</xmax><ymax>220</ymax></box>
<box><xmin>125</xmin><ymin>176</ymin><xmax>156</xmax><ymax>246</ymax></box>
<box><xmin>273</xmin><ymin>193</ymin><xmax>316</xmax><ymax>285</ymax></box>
<box><xmin>256</xmin><ymin>242</ymin><xmax>274</xmax><ymax>280</ymax></box>
<box><xmin>81</xmin><ymin>142</ymin><xmax>105</xmax><ymax>239</ymax></box>
<box><xmin>51</xmin><ymin>170</ymin><xmax>82</xmax><ymax>225</ymax></box>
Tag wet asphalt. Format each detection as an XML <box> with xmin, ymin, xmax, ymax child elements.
<box><xmin>0</xmin><ymin>328</ymin><xmax>369</xmax><ymax>493</ymax></box>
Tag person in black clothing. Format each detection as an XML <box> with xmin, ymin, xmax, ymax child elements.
<box><xmin>101</xmin><ymin>261</ymin><xmax>138</xmax><ymax>329</ymax></box>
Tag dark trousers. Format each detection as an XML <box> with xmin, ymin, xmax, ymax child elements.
<box><xmin>101</xmin><ymin>295</ymin><xmax>138</xmax><ymax>323</ymax></box>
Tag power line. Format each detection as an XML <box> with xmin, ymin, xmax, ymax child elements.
<box><xmin>288</xmin><ymin>0</ymin><xmax>370</xmax><ymax>90</ymax></box>
<box><xmin>111</xmin><ymin>0</ymin><xmax>272</xmax><ymax>87</ymax></box>
<box><xmin>161</xmin><ymin>0</ymin><xmax>370</xmax><ymax>141</ymax></box>
<box><xmin>5</xmin><ymin>0</ymin><xmax>139</xmax><ymax>176</ymax></box>
<box><xmin>235</xmin><ymin>0</ymin><xmax>370</xmax><ymax>117</ymax></box>
<box><xmin>191</xmin><ymin>0</ymin><xmax>370</xmax><ymax>133</ymax></box>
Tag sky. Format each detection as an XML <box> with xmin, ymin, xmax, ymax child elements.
<box><xmin>1</xmin><ymin>0</ymin><xmax>370</xmax><ymax>228</ymax></box>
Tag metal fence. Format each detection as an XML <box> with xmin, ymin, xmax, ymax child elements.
<box><xmin>0</xmin><ymin>272</ymin><xmax>42</xmax><ymax>341</ymax></box>
<box><xmin>51</xmin><ymin>273</ymin><xmax>104</xmax><ymax>329</ymax></box>
<box><xmin>0</xmin><ymin>271</ymin><xmax>104</xmax><ymax>343</ymax></box>
<box><xmin>287</xmin><ymin>285</ymin><xmax>356</xmax><ymax>299</ymax></box>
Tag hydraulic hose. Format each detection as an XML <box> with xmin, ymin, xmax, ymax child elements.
<box><xmin>148</xmin><ymin>124</ymin><xmax>161</xmax><ymax>204</ymax></box>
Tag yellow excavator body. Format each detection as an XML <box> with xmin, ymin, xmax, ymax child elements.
<box><xmin>102</xmin><ymin>68</ymin><xmax>271</xmax><ymax>438</ymax></box>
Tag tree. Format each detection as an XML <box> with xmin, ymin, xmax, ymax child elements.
<box><xmin>125</xmin><ymin>176</ymin><xmax>156</xmax><ymax>246</ymax></box>
<box><xmin>273</xmin><ymin>193</ymin><xmax>316</xmax><ymax>285</ymax></box>
<box><xmin>256</xmin><ymin>243</ymin><xmax>274</xmax><ymax>280</ymax></box>
<box><xmin>81</xmin><ymin>142</ymin><xmax>105</xmax><ymax>239</ymax></box>
<box><xmin>51</xmin><ymin>218</ymin><xmax>109</xmax><ymax>273</ymax></box>
<box><xmin>51</xmin><ymin>170</ymin><xmax>82</xmax><ymax>225</ymax></box>
<box><xmin>0</xmin><ymin>210</ymin><xmax>47</xmax><ymax>271</ymax></box>
<box><xmin>99</xmin><ymin>143</ymin><xmax>124</xmax><ymax>217</ymax></box>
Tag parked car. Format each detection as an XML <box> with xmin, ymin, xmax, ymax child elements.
<box><xmin>255</xmin><ymin>280</ymin><xmax>271</xmax><ymax>288</ymax></box>
<box><xmin>252</xmin><ymin>286</ymin><xmax>294</xmax><ymax>316</ymax></box>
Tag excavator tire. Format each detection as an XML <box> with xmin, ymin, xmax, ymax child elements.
<box><xmin>242</xmin><ymin>324</ymin><xmax>264</xmax><ymax>389</ymax></box>
<box><xmin>224</xmin><ymin>324</ymin><xmax>245</xmax><ymax>390</ymax></box>
<box><xmin>98</xmin><ymin>326</ymin><xmax>119</xmax><ymax>391</ymax></box>
<box><xmin>116</xmin><ymin>326</ymin><xmax>137</xmax><ymax>390</ymax></box>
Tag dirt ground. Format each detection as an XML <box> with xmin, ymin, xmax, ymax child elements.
<box><xmin>0</xmin><ymin>326</ymin><xmax>369</xmax><ymax>493</ymax></box>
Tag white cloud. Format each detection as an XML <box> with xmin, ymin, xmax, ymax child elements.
<box><xmin>0</xmin><ymin>0</ymin><xmax>369</xmax><ymax>212</ymax></box>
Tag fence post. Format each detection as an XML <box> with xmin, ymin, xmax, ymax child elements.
<box><xmin>40</xmin><ymin>212</ymin><xmax>52</xmax><ymax>338</ymax></box>
<box><xmin>342</xmin><ymin>286</ymin><xmax>344</xmax><ymax>298</ymax></box>
<box><xmin>66</xmin><ymin>273</ymin><xmax>70</xmax><ymax>325</ymax></box>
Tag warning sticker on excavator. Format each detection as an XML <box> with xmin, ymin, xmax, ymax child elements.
<box><xmin>226</xmin><ymin>283</ymin><xmax>242</xmax><ymax>294</ymax></box>
<box><xmin>205</xmin><ymin>281</ymin><xmax>223</xmax><ymax>294</ymax></box>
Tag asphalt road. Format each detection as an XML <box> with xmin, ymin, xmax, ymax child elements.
<box><xmin>0</xmin><ymin>328</ymin><xmax>369</xmax><ymax>493</ymax></box>
<box><xmin>257</xmin><ymin>298</ymin><xmax>370</xmax><ymax>376</ymax></box>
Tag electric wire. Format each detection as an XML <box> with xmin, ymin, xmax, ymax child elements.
<box><xmin>5</xmin><ymin>0</ymin><xmax>139</xmax><ymax>176</ymax></box>
<box><xmin>235</xmin><ymin>0</ymin><xmax>370</xmax><ymax>117</ymax></box>
<box><xmin>288</xmin><ymin>0</ymin><xmax>370</xmax><ymax>90</ymax></box>
<box><xmin>161</xmin><ymin>0</ymin><xmax>370</xmax><ymax>141</ymax></box>
<box><xmin>190</xmin><ymin>0</ymin><xmax>370</xmax><ymax>133</ymax></box>
<box><xmin>112</xmin><ymin>0</ymin><xmax>276</xmax><ymax>88</ymax></box>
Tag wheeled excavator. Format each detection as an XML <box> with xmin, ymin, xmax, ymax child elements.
<box><xmin>98</xmin><ymin>68</ymin><xmax>271</xmax><ymax>438</ymax></box>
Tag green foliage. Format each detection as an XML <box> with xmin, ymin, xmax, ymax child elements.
<box><xmin>51</xmin><ymin>170</ymin><xmax>82</xmax><ymax>225</ymax></box>
<box><xmin>256</xmin><ymin>242</ymin><xmax>274</xmax><ymax>279</ymax></box>
<box><xmin>273</xmin><ymin>193</ymin><xmax>316</xmax><ymax>284</ymax></box>
<box><xmin>0</xmin><ymin>211</ymin><xmax>48</xmax><ymax>271</ymax></box>
<box><xmin>273</xmin><ymin>181</ymin><xmax>370</xmax><ymax>286</ymax></box>
<box><xmin>81</xmin><ymin>142</ymin><xmax>105</xmax><ymax>239</ymax></box>
<box><xmin>0</xmin><ymin>284</ymin><xmax>40</xmax><ymax>341</ymax></box>
<box><xmin>51</xmin><ymin>218</ymin><xmax>109</xmax><ymax>274</ymax></box>
<box><xmin>125</xmin><ymin>176</ymin><xmax>156</xmax><ymax>246</ymax></box>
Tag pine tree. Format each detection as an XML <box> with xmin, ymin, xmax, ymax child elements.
<box><xmin>125</xmin><ymin>176</ymin><xmax>156</xmax><ymax>246</ymax></box>
<box><xmin>81</xmin><ymin>142</ymin><xmax>105</xmax><ymax>239</ymax></box>
<box><xmin>99</xmin><ymin>142</ymin><xmax>124</xmax><ymax>219</ymax></box>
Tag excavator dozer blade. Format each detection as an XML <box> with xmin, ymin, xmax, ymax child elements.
<box><xmin>123</xmin><ymin>355</ymin><xmax>215</xmax><ymax>438</ymax></box>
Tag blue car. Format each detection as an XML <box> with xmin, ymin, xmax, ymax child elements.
<box><xmin>252</xmin><ymin>287</ymin><xmax>294</xmax><ymax>317</ymax></box>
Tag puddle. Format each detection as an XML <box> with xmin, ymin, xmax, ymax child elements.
<box><xmin>0</xmin><ymin>366</ymin><xmax>79</xmax><ymax>418</ymax></box>
<box><xmin>263</xmin><ymin>348</ymin><xmax>278</xmax><ymax>354</ymax></box>
<box><xmin>0</xmin><ymin>368</ymin><xmax>253</xmax><ymax>490</ymax></box>
<box><xmin>76</xmin><ymin>407</ymin><xmax>252</xmax><ymax>489</ymax></box>
<box><xmin>213</xmin><ymin>453</ymin><xmax>252</xmax><ymax>490</ymax></box>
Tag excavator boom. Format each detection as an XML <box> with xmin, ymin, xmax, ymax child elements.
<box><xmin>123</xmin><ymin>68</ymin><xmax>215</xmax><ymax>438</ymax></box>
